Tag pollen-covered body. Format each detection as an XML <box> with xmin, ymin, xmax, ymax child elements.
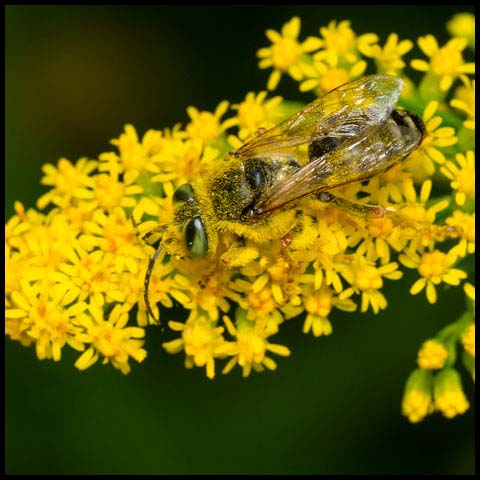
<box><xmin>170</xmin><ymin>74</ymin><xmax>426</xmax><ymax>260</ymax></box>
<box><xmin>209</xmin><ymin>153</ymin><xmax>300</xmax><ymax>222</ymax></box>
<box><xmin>209</xmin><ymin>107</ymin><xmax>424</xmax><ymax>225</ymax></box>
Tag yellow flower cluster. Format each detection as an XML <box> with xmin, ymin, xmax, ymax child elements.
<box><xmin>5</xmin><ymin>14</ymin><xmax>475</xmax><ymax>422</ymax></box>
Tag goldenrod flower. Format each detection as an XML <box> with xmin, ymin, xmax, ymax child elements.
<box><xmin>417</xmin><ymin>339</ymin><xmax>449</xmax><ymax>370</ymax></box>
<box><xmin>221</xmin><ymin>312</ymin><xmax>290</xmax><ymax>377</ymax></box>
<box><xmin>396</xmin><ymin>179</ymin><xmax>450</xmax><ymax>250</ymax></box>
<box><xmin>58</xmin><ymin>243</ymin><xmax>126</xmax><ymax>305</ymax></box>
<box><xmin>417</xmin><ymin>101</ymin><xmax>458</xmax><ymax>167</ymax></box>
<box><xmin>75</xmin><ymin>303</ymin><xmax>146</xmax><ymax>374</ymax></box>
<box><xmin>316</xmin><ymin>20</ymin><xmax>377</xmax><ymax>65</ymax></box>
<box><xmin>229</xmin><ymin>91</ymin><xmax>284</xmax><ymax>140</ymax></box>
<box><xmin>5</xmin><ymin>205</ymin><xmax>78</xmax><ymax>285</ymax></box>
<box><xmin>233</xmin><ymin>244</ymin><xmax>302</xmax><ymax>317</ymax></box>
<box><xmin>440</xmin><ymin>150</ymin><xmax>475</xmax><ymax>206</ymax></box>
<box><xmin>447</xmin><ymin>12</ymin><xmax>475</xmax><ymax>49</ymax></box>
<box><xmin>402</xmin><ymin>369</ymin><xmax>434</xmax><ymax>423</ymax></box>
<box><xmin>433</xmin><ymin>368</ymin><xmax>470</xmax><ymax>419</ymax></box>
<box><xmin>358</xmin><ymin>179</ymin><xmax>450</xmax><ymax>260</ymax></box>
<box><xmin>302</xmin><ymin>284</ymin><xmax>356</xmax><ymax>337</ymax></box>
<box><xmin>133</xmin><ymin>255</ymin><xmax>193</xmax><ymax>327</ymax></box>
<box><xmin>400</xmin><ymin>249</ymin><xmax>467</xmax><ymax>304</ymax></box>
<box><xmin>464</xmin><ymin>282</ymin><xmax>475</xmax><ymax>302</ymax></box>
<box><xmin>461</xmin><ymin>324</ymin><xmax>475</xmax><ymax>357</ymax></box>
<box><xmin>37</xmin><ymin>157</ymin><xmax>98</xmax><ymax>210</ymax></box>
<box><xmin>150</xmin><ymin>143</ymin><xmax>220</xmax><ymax>197</ymax></box>
<box><xmin>359</xmin><ymin>33</ymin><xmax>413</xmax><ymax>75</ymax></box>
<box><xmin>257</xmin><ymin>16</ymin><xmax>322</xmax><ymax>91</ymax></box>
<box><xmin>107</xmin><ymin>124</ymin><xmax>166</xmax><ymax>183</ymax></box>
<box><xmin>4</xmin><ymin>15</ymin><xmax>476</xmax><ymax>421</ymax></box>
<box><xmin>349</xmin><ymin>215</ymin><xmax>398</xmax><ymax>265</ymax></box>
<box><xmin>460</xmin><ymin>302</ymin><xmax>475</xmax><ymax>382</ymax></box>
<box><xmin>163</xmin><ymin>311</ymin><xmax>230</xmax><ymax>379</ymax></box>
<box><xmin>338</xmin><ymin>256</ymin><xmax>402</xmax><ymax>314</ymax></box>
<box><xmin>81</xmin><ymin>207</ymin><xmax>145</xmax><ymax>268</ymax></box>
<box><xmin>80</xmin><ymin>164</ymin><xmax>143</xmax><ymax>211</ymax></box>
<box><xmin>300</xmin><ymin>55</ymin><xmax>366</xmax><ymax>94</ymax></box>
<box><xmin>450</xmin><ymin>75</ymin><xmax>475</xmax><ymax>130</ymax></box>
<box><xmin>6</xmin><ymin>282</ymin><xmax>87</xmax><ymax>361</ymax></box>
<box><xmin>411</xmin><ymin>35</ymin><xmax>475</xmax><ymax>91</ymax></box>
<box><xmin>185</xmin><ymin>100</ymin><xmax>236</xmax><ymax>144</ymax></box>
<box><xmin>446</xmin><ymin>210</ymin><xmax>475</xmax><ymax>257</ymax></box>
<box><xmin>173</xmin><ymin>268</ymin><xmax>232</xmax><ymax>321</ymax></box>
<box><xmin>309</xmin><ymin>252</ymin><xmax>346</xmax><ymax>294</ymax></box>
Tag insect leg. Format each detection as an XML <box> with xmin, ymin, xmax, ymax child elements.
<box><xmin>318</xmin><ymin>192</ymin><xmax>460</xmax><ymax>239</ymax></box>
<box><xmin>131</xmin><ymin>218</ymin><xmax>166</xmax><ymax>327</ymax></box>
<box><xmin>141</xmin><ymin>226</ymin><xmax>165</xmax><ymax>243</ymax></box>
<box><xmin>131</xmin><ymin>217</ymin><xmax>165</xmax><ymax>244</ymax></box>
<box><xmin>144</xmin><ymin>245</ymin><xmax>163</xmax><ymax>327</ymax></box>
<box><xmin>317</xmin><ymin>192</ymin><xmax>394</xmax><ymax>218</ymax></box>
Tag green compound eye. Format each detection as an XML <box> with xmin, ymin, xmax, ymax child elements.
<box><xmin>173</xmin><ymin>183</ymin><xmax>195</xmax><ymax>205</ymax></box>
<box><xmin>182</xmin><ymin>216</ymin><xmax>208</xmax><ymax>257</ymax></box>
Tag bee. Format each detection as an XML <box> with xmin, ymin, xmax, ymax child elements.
<box><xmin>144</xmin><ymin>74</ymin><xmax>426</xmax><ymax>322</ymax></box>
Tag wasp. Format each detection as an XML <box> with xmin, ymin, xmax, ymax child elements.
<box><xmin>144</xmin><ymin>74</ymin><xmax>426</xmax><ymax>322</ymax></box>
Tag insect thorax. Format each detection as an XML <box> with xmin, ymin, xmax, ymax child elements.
<box><xmin>210</xmin><ymin>154</ymin><xmax>300</xmax><ymax>222</ymax></box>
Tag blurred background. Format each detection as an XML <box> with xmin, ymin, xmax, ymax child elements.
<box><xmin>5</xmin><ymin>5</ymin><xmax>474</xmax><ymax>474</ymax></box>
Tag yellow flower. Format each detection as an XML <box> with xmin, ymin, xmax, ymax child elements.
<box><xmin>185</xmin><ymin>100</ymin><xmax>236</xmax><ymax>144</ymax></box>
<box><xmin>402</xmin><ymin>389</ymin><xmax>434</xmax><ymax>423</ymax></box>
<box><xmin>433</xmin><ymin>368</ymin><xmax>470</xmax><ymax>418</ymax></box>
<box><xmin>440</xmin><ymin>150</ymin><xmax>475</xmax><ymax>206</ymax></box>
<box><xmin>417</xmin><ymin>339</ymin><xmax>449</xmax><ymax>370</ymax></box>
<box><xmin>169</xmin><ymin>264</ymin><xmax>232</xmax><ymax>321</ymax></box>
<box><xmin>360</xmin><ymin>33</ymin><xmax>413</xmax><ymax>75</ymax></box>
<box><xmin>5</xmin><ymin>207</ymin><xmax>78</xmax><ymax>287</ymax></box>
<box><xmin>80</xmin><ymin>207</ymin><xmax>145</xmax><ymax>269</ymax></box>
<box><xmin>447</xmin><ymin>12</ymin><xmax>475</xmax><ymax>49</ymax></box>
<box><xmin>37</xmin><ymin>157</ymin><xmax>98</xmax><ymax>209</ymax></box>
<box><xmin>338</xmin><ymin>256</ymin><xmax>402</xmax><ymax>314</ymax></box>
<box><xmin>221</xmin><ymin>312</ymin><xmax>290</xmax><ymax>377</ymax></box>
<box><xmin>235</xmin><ymin>247</ymin><xmax>303</xmax><ymax>317</ymax></box>
<box><xmin>302</xmin><ymin>285</ymin><xmax>356</xmax><ymax>337</ymax></box>
<box><xmin>124</xmin><ymin>252</ymin><xmax>192</xmax><ymax>327</ymax></box>
<box><xmin>71</xmin><ymin>162</ymin><xmax>143</xmax><ymax>211</ymax></box>
<box><xmin>402</xmin><ymin>369</ymin><xmax>434</xmax><ymax>423</ymax></box>
<box><xmin>257</xmin><ymin>16</ymin><xmax>322</xmax><ymax>91</ymax></box>
<box><xmin>446</xmin><ymin>210</ymin><xmax>475</xmax><ymax>257</ymax></box>
<box><xmin>396</xmin><ymin>179</ymin><xmax>450</xmax><ymax>250</ymax></box>
<box><xmin>461</xmin><ymin>324</ymin><xmax>475</xmax><ymax>357</ymax></box>
<box><xmin>58</xmin><ymin>243</ymin><xmax>126</xmax><ymax>305</ymax></box>
<box><xmin>450</xmin><ymin>75</ymin><xmax>475</xmax><ymax>130</ymax></box>
<box><xmin>107</xmin><ymin>124</ymin><xmax>166</xmax><ymax>183</ymax></box>
<box><xmin>349</xmin><ymin>214</ymin><xmax>404</xmax><ymax>265</ymax></box>
<box><xmin>400</xmin><ymin>248</ymin><xmax>467</xmax><ymax>304</ymax></box>
<box><xmin>163</xmin><ymin>311</ymin><xmax>230</xmax><ymax>379</ymax></box>
<box><xmin>316</xmin><ymin>20</ymin><xmax>378</xmax><ymax>65</ymax></box>
<box><xmin>3</xmin><ymin>14</ymin><xmax>477</xmax><ymax>407</ymax></box>
<box><xmin>75</xmin><ymin>303</ymin><xmax>146</xmax><ymax>374</ymax></box>
<box><xmin>246</xmin><ymin>285</ymin><xmax>277</xmax><ymax>316</ymax></box>
<box><xmin>6</xmin><ymin>281</ymin><xmax>87</xmax><ymax>361</ymax></box>
<box><xmin>230</xmin><ymin>91</ymin><xmax>284</xmax><ymax>140</ymax></box>
<box><xmin>464</xmin><ymin>282</ymin><xmax>475</xmax><ymax>302</ymax></box>
<box><xmin>150</xmin><ymin>142</ymin><xmax>220</xmax><ymax>195</ymax></box>
<box><xmin>411</xmin><ymin>35</ymin><xmax>475</xmax><ymax>91</ymax></box>
<box><xmin>416</xmin><ymin>101</ymin><xmax>458</xmax><ymax>167</ymax></box>
<box><xmin>300</xmin><ymin>54</ymin><xmax>366</xmax><ymax>94</ymax></box>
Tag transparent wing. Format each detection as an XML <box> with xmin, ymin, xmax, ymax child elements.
<box><xmin>234</xmin><ymin>74</ymin><xmax>404</xmax><ymax>158</ymax></box>
<box><xmin>254</xmin><ymin>121</ymin><xmax>422</xmax><ymax>216</ymax></box>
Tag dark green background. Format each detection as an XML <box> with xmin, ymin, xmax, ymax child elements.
<box><xmin>5</xmin><ymin>5</ymin><xmax>475</xmax><ymax>474</ymax></box>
